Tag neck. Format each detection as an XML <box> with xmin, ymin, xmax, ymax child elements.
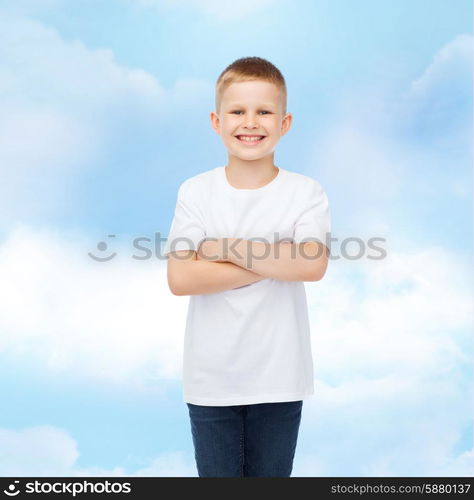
<box><xmin>225</xmin><ymin>155</ymin><xmax>278</xmax><ymax>189</ymax></box>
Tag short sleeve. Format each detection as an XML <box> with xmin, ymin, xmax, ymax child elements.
<box><xmin>293</xmin><ymin>181</ymin><xmax>331</xmax><ymax>255</ymax></box>
<box><xmin>162</xmin><ymin>181</ymin><xmax>207</xmax><ymax>257</ymax></box>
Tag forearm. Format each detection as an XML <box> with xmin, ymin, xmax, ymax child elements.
<box><xmin>172</xmin><ymin>260</ymin><xmax>265</xmax><ymax>296</ymax></box>
<box><xmin>225</xmin><ymin>239</ymin><xmax>327</xmax><ymax>281</ymax></box>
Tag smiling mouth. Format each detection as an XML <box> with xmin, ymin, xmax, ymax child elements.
<box><xmin>235</xmin><ymin>135</ymin><xmax>267</xmax><ymax>144</ymax></box>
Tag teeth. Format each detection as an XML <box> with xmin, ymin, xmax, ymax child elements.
<box><xmin>238</xmin><ymin>136</ymin><xmax>264</xmax><ymax>142</ymax></box>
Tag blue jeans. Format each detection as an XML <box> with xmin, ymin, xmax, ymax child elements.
<box><xmin>186</xmin><ymin>400</ymin><xmax>303</xmax><ymax>477</ymax></box>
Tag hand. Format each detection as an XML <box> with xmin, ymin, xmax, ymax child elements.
<box><xmin>197</xmin><ymin>238</ymin><xmax>227</xmax><ymax>262</ymax></box>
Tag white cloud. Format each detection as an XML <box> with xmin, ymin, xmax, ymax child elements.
<box><xmin>133</xmin><ymin>452</ymin><xmax>197</xmax><ymax>477</ymax></box>
<box><xmin>0</xmin><ymin>11</ymin><xmax>212</xmax><ymax>226</ymax></box>
<box><xmin>400</xmin><ymin>33</ymin><xmax>473</xmax><ymax>143</ymax></box>
<box><xmin>0</xmin><ymin>426</ymin><xmax>197</xmax><ymax>476</ymax></box>
<box><xmin>293</xmin><ymin>375</ymin><xmax>473</xmax><ymax>477</ymax></box>
<box><xmin>441</xmin><ymin>450</ymin><xmax>474</xmax><ymax>477</ymax></box>
<box><xmin>310</xmin><ymin>34</ymin><xmax>473</xmax><ymax>235</ymax></box>
<box><xmin>408</xmin><ymin>34</ymin><xmax>473</xmax><ymax>98</ymax></box>
<box><xmin>291</xmin><ymin>246</ymin><xmax>473</xmax><ymax>476</ymax></box>
<box><xmin>0</xmin><ymin>11</ymin><xmax>160</xmax><ymax>225</ymax></box>
<box><xmin>0</xmin><ymin>12</ymin><xmax>164</xmax><ymax>108</ymax></box>
<box><xmin>308</xmin><ymin>248</ymin><xmax>472</xmax><ymax>383</ymax></box>
<box><xmin>0</xmin><ymin>223</ymin><xmax>188</xmax><ymax>390</ymax></box>
<box><xmin>134</xmin><ymin>0</ymin><xmax>279</xmax><ymax>21</ymax></box>
<box><xmin>0</xmin><ymin>426</ymin><xmax>79</xmax><ymax>476</ymax></box>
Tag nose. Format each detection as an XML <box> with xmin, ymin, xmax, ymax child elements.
<box><xmin>243</xmin><ymin>113</ymin><xmax>258</xmax><ymax>129</ymax></box>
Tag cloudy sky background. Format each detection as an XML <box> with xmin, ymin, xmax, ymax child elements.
<box><xmin>0</xmin><ymin>0</ymin><xmax>472</xmax><ymax>476</ymax></box>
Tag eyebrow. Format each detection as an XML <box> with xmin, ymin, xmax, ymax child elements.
<box><xmin>226</xmin><ymin>103</ymin><xmax>276</xmax><ymax>108</ymax></box>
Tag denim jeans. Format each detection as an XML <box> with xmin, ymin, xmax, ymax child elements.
<box><xmin>186</xmin><ymin>400</ymin><xmax>303</xmax><ymax>477</ymax></box>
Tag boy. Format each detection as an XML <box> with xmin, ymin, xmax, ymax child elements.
<box><xmin>163</xmin><ymin>56</ymin><xmax>331</xmax><ymax>477</ymax></box>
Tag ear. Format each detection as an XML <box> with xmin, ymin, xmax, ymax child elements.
<box><xmin>210</xmin><ymin>111</ymin><xmax>220</xmax><ymax>134</ymax></box>
<box><xmin>281</xmin><ymin>112</ymin><xmax>293</xmax><ymax>136</ymax></box>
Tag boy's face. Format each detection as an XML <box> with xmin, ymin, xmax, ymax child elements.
<box><xmin>210</xmin><ymin>80</ymin><xmax>292</xmax><ymax>162</ymax></box>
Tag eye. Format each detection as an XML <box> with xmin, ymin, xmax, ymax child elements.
<box><xmin>230</xmin><ymin>110</ymin><xmax>271</xmax><ymax>115</ymax></box>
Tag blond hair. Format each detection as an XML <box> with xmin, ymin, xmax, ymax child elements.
<box><xmin>215</xmin><ymin>56</ymin><xmax>287</xmax><ymax>115</ymax></box>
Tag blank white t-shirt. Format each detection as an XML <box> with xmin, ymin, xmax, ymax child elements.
<box><xmin>163</xmin><ymin>166</ymin><xmax>331</xmax><ymax>406</ymax></box>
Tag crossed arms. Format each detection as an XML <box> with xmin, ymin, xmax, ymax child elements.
<box><xmin>167</xmin><ymin>238</ymin><xmax>329</xmax><ymax>296</ymax></box>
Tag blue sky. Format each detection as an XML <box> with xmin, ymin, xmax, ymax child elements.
<box><xmin>0</xmin><ymin>0</ymin><xmax>472</xmax><ymax>476</ymax></box>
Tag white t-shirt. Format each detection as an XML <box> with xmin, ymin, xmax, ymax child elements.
<box><xmin>163</xmin><ymin>166</ymin><xmax>331</xmax><ymax>406</ymax></box>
